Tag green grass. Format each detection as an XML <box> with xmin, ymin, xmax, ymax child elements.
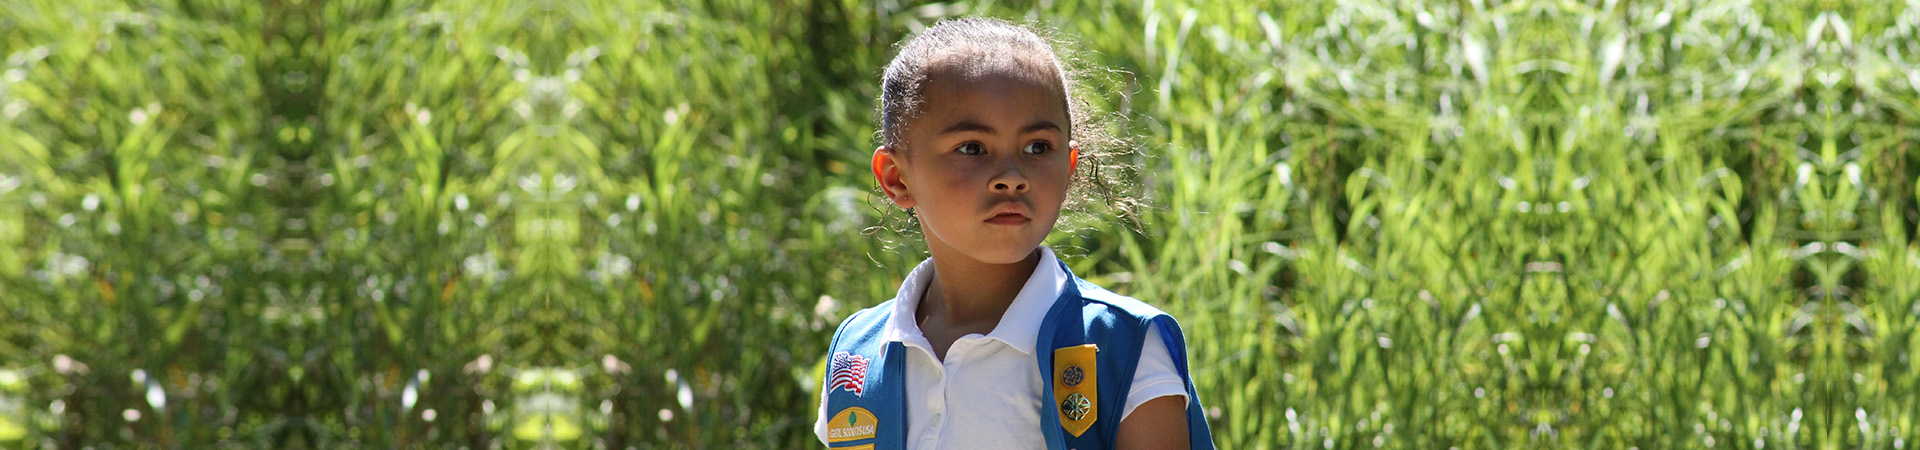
<box><xmin>1</xmin><ymin>0</ymin><xmax>1916</xmax><ymax>448</ymax></box>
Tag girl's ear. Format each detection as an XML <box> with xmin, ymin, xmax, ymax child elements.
<box><xmin>1068</xmin><ymin>140</ymin><xmax>1080</xmax><ymax>175</ymax></box>
<box><xmin>873</xmin><ymin>146</ymin><xmax>915</xmax><ymax>208</ymax></box>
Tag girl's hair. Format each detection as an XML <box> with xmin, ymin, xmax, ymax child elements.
<box><xmin>868</xmin><ymin>17</ymin><xmax>1144</xmax><ymax>244</ymax></box>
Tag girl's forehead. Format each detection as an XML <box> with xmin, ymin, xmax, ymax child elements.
<box><xmin>916</xmin><ymin>59</ymin><xmax>1070</xmax><ymax>117</ymax></box>
<box><xmin>924</xmin><ymin>51</ymin><xmax>1066</xmax><ymax>94</ymax></box>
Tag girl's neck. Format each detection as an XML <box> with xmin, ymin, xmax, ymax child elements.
<box><xmin>915</xmin><ymin>247</ymin><xmax>1041</xmax><ymax>328</ymax></box>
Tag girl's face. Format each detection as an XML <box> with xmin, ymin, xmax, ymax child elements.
<box><xmin>874</xmin><ymin>64</ymin><xmax>1077</xmax><ymax>266</ymax></box>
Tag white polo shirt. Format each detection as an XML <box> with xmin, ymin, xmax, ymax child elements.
<box><xmin>816</xmin><ymin>247</ymin><xmax>1188</xmax><ymax>448</ymax></box>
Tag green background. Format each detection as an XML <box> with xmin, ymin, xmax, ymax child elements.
<box><xmin>2</xmin><ymin>0</ymin><xmax>1917</xmax><ymax>448</ymax></box>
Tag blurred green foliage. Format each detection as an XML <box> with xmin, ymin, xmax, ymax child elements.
<box><xmin>0</xmin><ymin>0</ymin><xmax>1916</xmax><ymax>448</ymax></box>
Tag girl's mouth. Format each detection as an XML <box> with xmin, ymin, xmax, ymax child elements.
<box><xmin>986</xmin><ymin>212</ymin><xmax>1030</xmax><ymax>225</ymax></box>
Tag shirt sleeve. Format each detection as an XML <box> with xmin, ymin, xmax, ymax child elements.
<box><xmin>1121</xmin><ymin>322</ymin><xmax>1189</xmax><ymax>422</ymax></box>
<box><xmin>815</xmin><ymin>371</ymin><xmax>832</xmax><ymax>444</ymax></box>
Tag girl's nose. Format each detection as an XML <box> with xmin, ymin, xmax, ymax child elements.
<box><xmin>991</xmin><ymin>167</ymin><xmax>1029</xmax><ymax>193</ymax></box>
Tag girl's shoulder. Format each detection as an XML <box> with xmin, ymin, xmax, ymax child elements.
<box><xmin>1068</xmin><ymin>277</ymin><xmax>1171</xmax><ymax>321</ymax></box>
<box><xmin>1062</xmin><ymin>277</ymin><xmax>1200</xmax><ymax>349</ymax></box>
<box><xmin>828</xmin><ymin>298</ymin><xmax>899</xmax><ymax>344</ymax></box>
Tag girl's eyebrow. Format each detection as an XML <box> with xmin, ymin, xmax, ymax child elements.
<box><xmin>937</xmin><ymin>119</ymin><xmax>1062</xmax><ymax>136</ymax></box>
<box><xmin>937</xmin><ymin>120</ymin><xmax>995</xmax><ymax>136</ymax></box>
<box><xmin>1019</xmin><ymin>120</ymin><xmax>1062</xmax><ymax>135</ymax></box>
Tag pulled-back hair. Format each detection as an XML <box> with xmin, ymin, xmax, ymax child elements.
<box><xmin>870</xmin><ymin>17</ymin><xmax>1143</xmax><ymax>242</ymax></box>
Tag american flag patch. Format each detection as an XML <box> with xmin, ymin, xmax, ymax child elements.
<box><xmin>829</xmin><ymin>351</ymin><xmax>868</xmax><ymax>396</ymax></box>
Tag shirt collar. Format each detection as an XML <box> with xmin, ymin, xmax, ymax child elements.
<box><xmin>882</xmin><ymin>246</ymin><xmax>1068</xmax><ymax>355</ymax></box>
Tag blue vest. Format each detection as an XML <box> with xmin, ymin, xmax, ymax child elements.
<box><xmin>821</xmin><ymin>261</ymin><xmax>1215</xmax><ymax>449</ymax></box>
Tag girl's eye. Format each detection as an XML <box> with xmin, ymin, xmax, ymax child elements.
<box><xmin>956</xmin><ymin>142</ymin><xmax>985</xmax><ymax>155</ymax></box>
<box><xmin>1023</xmin><ymin>141</ymin><xmax>1053</xmax><ymax>155</ymax></box>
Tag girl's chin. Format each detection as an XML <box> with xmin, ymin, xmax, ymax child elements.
<box><xmin>925</xmin><ymin>229</ymin><xmax>1047</xmax><ymax>264</ymax></box>
<box><xmin>963</xmin><ymin>245</ymin><xmax>1043</xmax><ymax>265</ymax></box>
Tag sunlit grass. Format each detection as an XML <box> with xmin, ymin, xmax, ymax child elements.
<box><xmin>0</xmin><ymin>0</ymin><xmax>1915</xmax><ymax>448</ymax></box>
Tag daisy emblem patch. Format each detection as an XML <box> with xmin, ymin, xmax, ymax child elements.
<box><xmin>1061</xmin><ymin>393</ymin><xmax>1092</xmax><ymax>421</ymax></box>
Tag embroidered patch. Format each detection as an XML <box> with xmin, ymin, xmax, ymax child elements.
<box><xmin>829</xmin><ymin>351</ymin><xmax>869</xmax><ymax>396</ymax></box>
<box><xmin>1053</xmin><ymin>344</ymin><xmax>1098</xmax><ymax>437</ymax></box>
<box><xmin>826</xmin><ymin>406</ymin><xmax>878</xmax><ymax>443</ymax></box>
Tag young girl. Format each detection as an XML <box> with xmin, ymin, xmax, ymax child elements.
<box><xmin>815</xmin><ymin>18</ymin><xmax>1213</xmax><ymax>449</ymax></box>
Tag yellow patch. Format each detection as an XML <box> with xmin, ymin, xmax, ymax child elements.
<box><xmin>830</xmin><ymin>445</ymin><xmax>874</xmax><ymax>450</ymax></box>
<box><xmin>1053</xmin><ymin>344</ymin><xmax>1098</xmax><ymax>437</ymax></box>
<box><xmin>826</xmin><ymin>407</ymin><xmax>878</xmax><ymax>443</ymax></box>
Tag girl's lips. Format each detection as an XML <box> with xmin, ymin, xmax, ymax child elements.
<box><xmin>986</xmin><ymin>212</ymin><xmax>1030</xmax><ymax>225</ymax></box>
